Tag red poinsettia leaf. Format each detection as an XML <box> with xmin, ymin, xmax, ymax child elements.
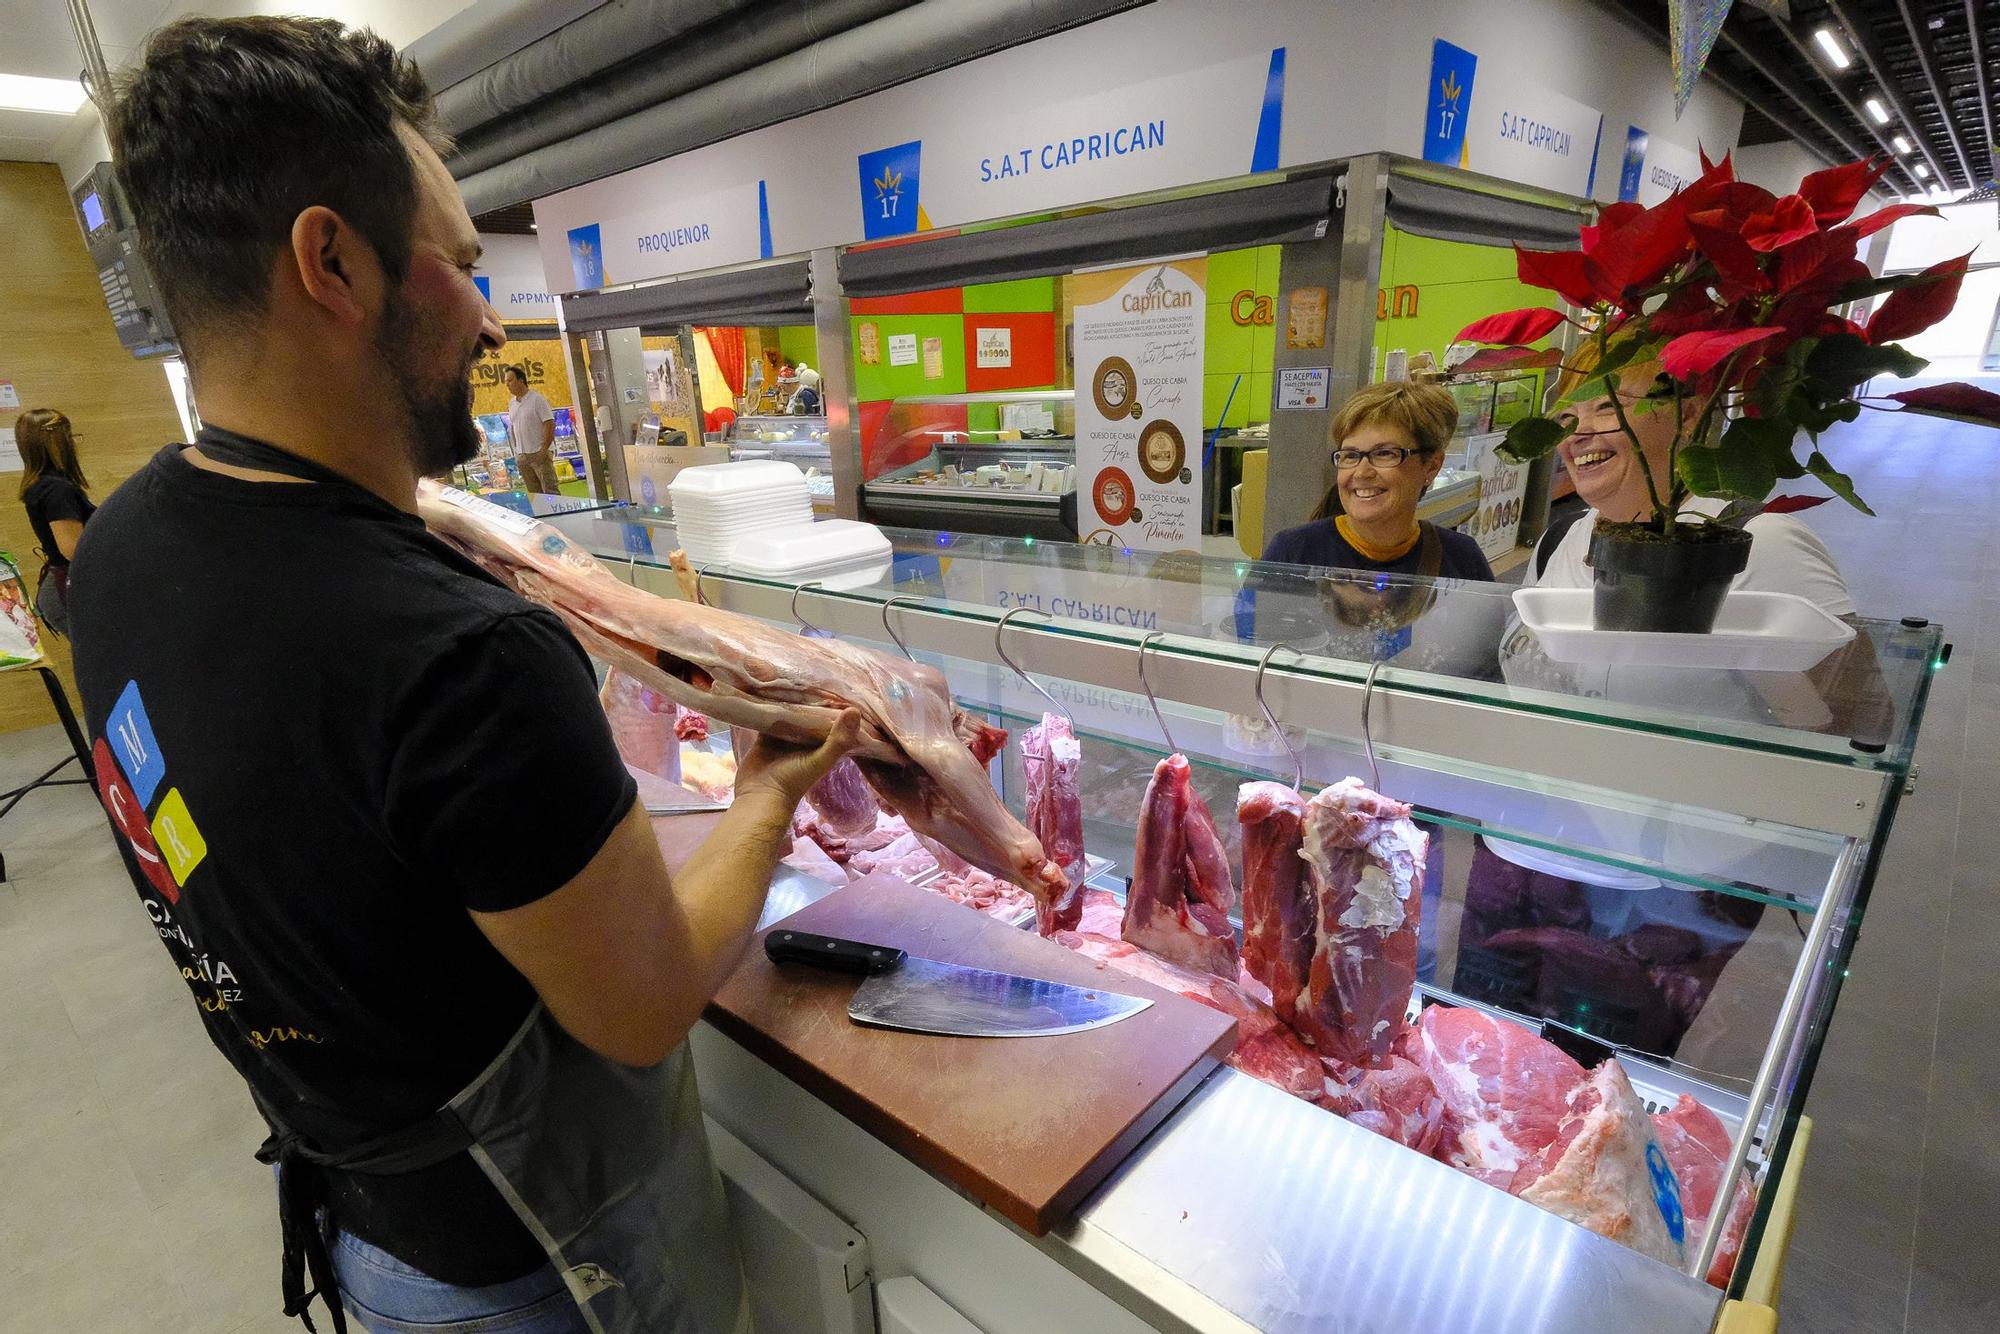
<box><xmin>1682</xmin><ymin>178</ymin><xmax>1777</xmax><ymax>222</ymax></box>
<box><xmin>1743</xmin><ymin>195</ymin><xmax>1821</xmax><ymax>252</ymax></box>
<box><xmin>1582</xmin><ymin>202</ymin><xmax>1644</xmax><ymax>255</ymax></box>
<box><xmin>1698</xmin><ymin>147</ymin><xmax>1732</xmax><ymax>181</ymax></box>
<box><xmin>1867</xmin><ymin>252</ymin><xmax>1973</xmax><ymax>342</ymax></box>
<box><xmin>1589</xmin><ymin>195</ymin><xmax>1694</xmax><ymax>294</ymax></box>
<box><xmin>1762</xmin><ymin>494</ymin><xmax>1833</xmax><ymax>514</ymax></box>
<box><xmin>1796</xmin><ymin>158</ymin><xmax>1891</xmax><ymax>227</ymax></box>
<box><xmin>1687</xmin><ymin>213</ymin><xmax>1770</xmax><ymax>293</ymax></box>
<box><xmin>1454</xmin><ymin>345</ymin><xmax>1566</xmax><ymax>373</ymax></box>
<box><xmin>1660</xmin><ymin>327</ymin><xmax>1784</xmax><ymax>379</ymax></box>
<box><xmin>1515</xmin><ymin>245</ymin><xmax>1603</xmax><ymax>307</ymax></box>
<box><xmin>1455</xmin><ymin>307</ymin><xmax>1568</xmax><ymax>345</ymax></box>
<box><xmin>1837</xmin><ymin>201</ymin><xmax>1939</xmax><ymax>242</ymax></box>
<box><xmin>1772</xmin><ymin>229</ymin><xmax>1860</xmax><ymax>297</ymax></box>
<box><xmin>1881</xmin><ymin>381</ymin><xmax>2000</xmax><ymax>426</ymax></box>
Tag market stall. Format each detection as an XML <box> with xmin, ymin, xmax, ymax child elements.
<box><xmin>524</xmin><ymin>501</ymin><xmax>1937</xmax><ymax>1334</ymax></box>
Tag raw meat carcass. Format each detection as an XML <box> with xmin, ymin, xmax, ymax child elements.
<box><xmin>1652</xmin><ymin>1094</ymin><xmax>1755</xmax><ymax>1286</ymax></box>
<box><xmin>1411</xmin><ymin>1006</ymin><xmax>1686</xmax><ymax>1265</ymax></box>
<box><xmin>1022</xmin><ymin>713</ymin><xmax>1086</xmax><ymax>935</ymax></box>
<box><xmin>600</xmin><ymin>668</ymin><xmax>681</xmax><ymax>782</ymax></box>
<box><xmin>781</xmin><ymin>835</ymin><xmax>851</xmax><ymax>887</ymax></box>
<box><xmin>805</xmin><ymin>757</ymin><xmax>878</xmax><ymax>837</ymax></box>
<box><xmin>928</xmin><ymin>867</ymin><xmax>1037</xmax><ymax>919</ymax></box>
<box><xmin>1237</xmin><ymin>782</ymin><xmax>1311</xmax><ymax>1025</ymax></box>
<box><xmin>1120</xmin><ymin>755</ymin><xmax>1239</xmax><ymax>978</ymax></box>
<box><xmin>419</xmin><ymin>483</ymin><xmax>1065</xmax><ymax>905</ymax></box>
<box><xmin>1297</xmin><ymin>778</ymin><xmax>1427</xmax><ymax>1067</ymax></box>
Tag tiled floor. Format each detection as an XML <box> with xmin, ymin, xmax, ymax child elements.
<box><xmin>0</xmin><ymin>383</ymin><xmax>1993</xmax><ymax>1331</ymax></box>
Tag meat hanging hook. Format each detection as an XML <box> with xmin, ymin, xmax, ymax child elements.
<box><xmin>996</xmin><ymin>607</ymin><xmax>1074</xmax><ymax>728</ymax></box>
<box><xmin>791</xmin><ymin>581</ymin><xmax>826</xmax><ymax>635</ymax></box>
<box><xmin>1136</xmin><ymin>631</ymin><xmax>1179</xmax><ymax>754</ymax></box>
<box><xmin>1360</xmin><ymin>659</ymin><xmax>1384</xmax><ymax>792</ymax></box>
<box><xmin>1253</xmin><ymin>642</ymin><xmax>1305</xmax><ymax>793</ymax></box>
<box><xmin>693</xmin><ymin>564</ymin><xmax>712</xmax><ymax>607</ymax></box>
<box><xmin>880</xmin><ymin>594</ymin><xmax>921</xmax><ymax>661</ymax></box>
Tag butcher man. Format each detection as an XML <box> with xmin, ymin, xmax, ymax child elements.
<box><xmin>70</xmin><ymin>16</ymin><xmax>850</xmax><ymax>1332</ymax></box>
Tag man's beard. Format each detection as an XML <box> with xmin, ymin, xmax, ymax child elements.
<box><xmin>373</xmin><ymin>296</ymin><xmax>481</xmax><ymax>477</ymax></box>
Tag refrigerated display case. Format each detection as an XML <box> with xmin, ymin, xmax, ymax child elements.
<box><xmin>725</xmin><ymin>413</ymin><xmax>834</xmax><ymax>508</ymax></box>
<box><xmin>860</xmin><ymin>390</ymin><xmax>1077</xmax><ymax>539</ymax></box>
<box><xmin>535</xmin><ymin>504</ymin><xmax>1935</xmax><ymax>1333</ymax></box>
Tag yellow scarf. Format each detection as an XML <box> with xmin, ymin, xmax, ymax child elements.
<box><xmin>1336</xmin><ymin>515</ymin><xmax>1421</xmax><ymax>563</ymax></box>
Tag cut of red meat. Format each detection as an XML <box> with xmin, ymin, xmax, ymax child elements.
<box><xmin>675</xmin><ymin>710</ymin><xmax>710</xmax><ymax>742</ymax></box>
<box><xmin>1411</xmin><ymin>1004</ymin><xmax>1586</xmax><ymax>1188</ymax></box>
<box><xmin>1652</xmin><ymin>1094</ymin><xmax>1756</xmax><ymax>1287</ymax></box>
<box><xmin>1323</xmin><ymin>1055</ymin><xmax>1447</xmax><ymax>1156</ymax></box>
<box><xmin>1297</xmin><ymin>778</ymin><xmax>1427</xmax><ymax>1067</ymax></box>
<box><xmin>1412</xmin><ymin>1006</ymin><xmax>1687</xmax><ymax>1265</ymax></box>
<box><xmin>1237</xmin><ymin>782</ymin><xmax>1311</xmax><ymax>1025</ymax></box>
<box><xmin>1519</xmin><ymin>1060</ymin><xmax>1687</xmax><ymax>1266</ymax></box>
<box><xmin>1121</xmin><ymin>755</ymin><xmax>1239</xmax><ymax>978</ymax></box>
<box><xmin>804</xmin><ymin>757</ymin><xmax>878</xmax><ymax>837</ymax></box>
<box><xmin>1023</xmin><ymin>714</ymin><xmax>1087</xmax><ymax>935</ymax></box>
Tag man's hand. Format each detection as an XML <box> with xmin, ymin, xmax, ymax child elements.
<box><xmin>735</xmin><ymin>709</ymin><xmax>862</xmax><ymax>808</ymax></box>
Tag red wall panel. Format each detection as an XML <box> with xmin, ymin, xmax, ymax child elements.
<box><xmin>961</xmin><ymin>312</ymin><xmax>1058</xmax><ymax>393</ymax></box>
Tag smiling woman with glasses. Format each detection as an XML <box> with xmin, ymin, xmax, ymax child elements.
<box><xmin>1262</xmin><ymin>380</ymin><xmax>1494</xmax><ymax>583</ymax></box>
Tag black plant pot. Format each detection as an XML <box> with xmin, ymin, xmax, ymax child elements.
<box><xmin>1589</xmin><ymin>522</ymin><xmax>1754</xmax><ymax>633</ymax></box>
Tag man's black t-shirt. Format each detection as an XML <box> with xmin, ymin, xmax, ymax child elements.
<box><xmin>69</xmin><ymin>431</ymin><xmax>637</xmax><ymax>1285</ymax></box>
<box><xmin>24</xmin><ymin>473</ymin><xmax>96</xmax><ymax>566</ymax></box>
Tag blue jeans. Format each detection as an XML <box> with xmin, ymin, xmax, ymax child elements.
<box><xmin>333</xmin><ymin>1231</ymin><xmax>588</xmax><ymax>1333</ymax></box>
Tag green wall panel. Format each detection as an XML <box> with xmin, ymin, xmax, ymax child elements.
<box><xmin>963</xmin><ymin>276</ymin><xmax>1055</xmax><ymax>313</ymax></box>
<box><xmin>776</xmin><ymin>325</ymin><xmax>819</xmax><ymax>367</ymax></box>
<box><xmin>851</xmin><ymin>314</ymin><xmax>968</xmax><ymax>401</ymax></box>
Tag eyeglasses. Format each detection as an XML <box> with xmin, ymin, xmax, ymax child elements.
<box><xmin>1333</xmin><ymin>445</ymin><xmax>1424</xmax><ymax>470</ymax></box>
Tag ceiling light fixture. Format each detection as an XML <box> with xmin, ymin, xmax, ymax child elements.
<box><xmin>1891</xmin><ymin>134</ymin><xmax>1912</xmax><ymax>154</ymax></box>
<box><xmin>1864</xmin><ymin>97</ymin><xmax>1890</xmax><ymax>125</ymax></box>
<box><xmin>1914</xmin><ymin>162</ymin><xmax>1932</xmax><ymax>179</ymax></box>
<box><xmin>1813</xmin><ymin>27</ymin><xmax>1852</xmax><ymax>69</ymax></box>
<box><xmin>0</xmin><ymin>72</ymin><xmax>87</xmax><ymax>116</ymax></box>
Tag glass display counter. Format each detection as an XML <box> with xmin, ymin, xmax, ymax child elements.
<box><xmin>541</xmin><ymin>507</ymin><xmax>1937</xmax><ymax>1328</ymax></box>
<box><xmin>724</xmin><ymin>413</ymin><xmax>833</xmax><ymax>507</ymax></box>
<box><xmin>861</xmin><ymin>389</ymin><xmax>1077</xmax><ymax>539</ymax></box>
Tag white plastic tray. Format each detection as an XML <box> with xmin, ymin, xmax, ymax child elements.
<box><xmin>668</xmin><ymin>458</ymin><xmax>808</xmax><ymax>497</ymax></box>
<box><xmin>1511</xmin><ymin>588</ymin><xmax>1855</xmax><ymax>671</ymax></box>
<box><xmin>729</xmin><ymin>519</ymin><xmax>892</xmax><ymax>575</ymax></box>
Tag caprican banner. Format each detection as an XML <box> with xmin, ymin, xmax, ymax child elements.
<box><xmin>1072</xmin><ymin>258</ymin><xmax>1207</xmax><ymax>554</ymax></box>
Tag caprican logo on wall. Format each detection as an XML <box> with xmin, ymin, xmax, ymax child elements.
<box><xmin>856</xmin><ymin>139</ymin><xmax>930</xmax><ymax>240</ymax></box>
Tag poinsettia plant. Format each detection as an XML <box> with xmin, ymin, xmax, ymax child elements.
<box><xmin>1454</xmin><ymin>152</ymin><xmax>2000</xmax><ymax>536</ymax></box>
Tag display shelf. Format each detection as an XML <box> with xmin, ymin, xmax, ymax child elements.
<box><xmin>540</xmin><ymin>507</ymin><xmax>1934</xmax><ymax>1297</ymax></box>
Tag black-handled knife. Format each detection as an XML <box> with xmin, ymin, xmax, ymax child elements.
<box><xmin>764</xmin><ymin>929</ymin><xmax>1150</xmax><ymax>1038</ymax></box>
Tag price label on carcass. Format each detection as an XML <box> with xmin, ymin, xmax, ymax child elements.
<box><xmin>437</xmin><ymin>485</ymin><xmax>539</xmax><ymax>537</ymax></box>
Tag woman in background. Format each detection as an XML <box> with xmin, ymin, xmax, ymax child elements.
<box><xmin>16</xmin><ymin>408</ymin><xmax>95</xmax><ymax>636</ymax></box>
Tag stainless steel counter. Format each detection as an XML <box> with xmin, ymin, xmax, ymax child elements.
<box><xmin>713</xmin><ymin>865</ymin><xmax>1725</xmax><ymax>1334</ymax></box>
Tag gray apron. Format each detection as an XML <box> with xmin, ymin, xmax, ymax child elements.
<box><xmin>257</xmin><ymin>1004</ymin><xmax>748</xmax><ymax>1334</ymax></box>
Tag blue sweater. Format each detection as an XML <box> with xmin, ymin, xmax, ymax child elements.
<box><xmin>1262</xmin><ymin>519</ymin><xmax>1495</xmax><ymax>581</ymax></box>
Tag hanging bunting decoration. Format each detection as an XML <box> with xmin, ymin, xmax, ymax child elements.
<box><xmin>1669</xmin><ymin>0</ymin><xmax>1736</xmax><ymax>117</ymax></box>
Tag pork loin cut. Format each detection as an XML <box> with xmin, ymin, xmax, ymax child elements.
<box><xmin>1237</xmin><ymin>782</ymin><xmax>1311</xmax><ymax>1025</ymax></box>
<box><xmin>1023</xmin><ymin>713</ymin><xmax>1086</xmax><ymax>934</ymax></box>
<box><xmin>1297</xmin><ymin>779</ymin><xmax>1427</xmax><ymax>1067</ymax></box>
<box><xmin>1120</xmin><ymin>754</ymin><xmax>1238</xmax><ymax>978</ymax></box>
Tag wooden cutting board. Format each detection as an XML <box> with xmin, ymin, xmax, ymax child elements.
<box><xmin>705</xmin><ymin>875</ymin><xmax>1237</xmax><ymax>1235</ymax></box>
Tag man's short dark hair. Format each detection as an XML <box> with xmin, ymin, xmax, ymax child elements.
<box><xmin>108</xmin><ymin>16</ymin><xmax>442</xmax><ymax>352</ymax></box>
<box><xmin>504</xmin><ymin>365</ymin><xmax>528</xmax><ymax>385</ymax></box>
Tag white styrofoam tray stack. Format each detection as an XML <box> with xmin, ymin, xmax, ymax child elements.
<box><xmin>1510</xmin><ymin>588</ymin><xmax>1856</xmax><ymax>672</ymax></box>
<box><xmin>668</xmin><ymin>460</ymin><xmax>814</xmax><ymax>565</ymax></box>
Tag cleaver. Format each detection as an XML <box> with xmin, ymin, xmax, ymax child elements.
<box><xmin>764</xmin><ymin>929</ymin><xmax>1150</xmax><ymax>1038</ymax></box>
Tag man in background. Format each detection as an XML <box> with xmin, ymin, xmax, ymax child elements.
<box><xmin>504</xmin><ymin>363</ymin><xmax>559</xmax><ymax>492</ymax></box>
